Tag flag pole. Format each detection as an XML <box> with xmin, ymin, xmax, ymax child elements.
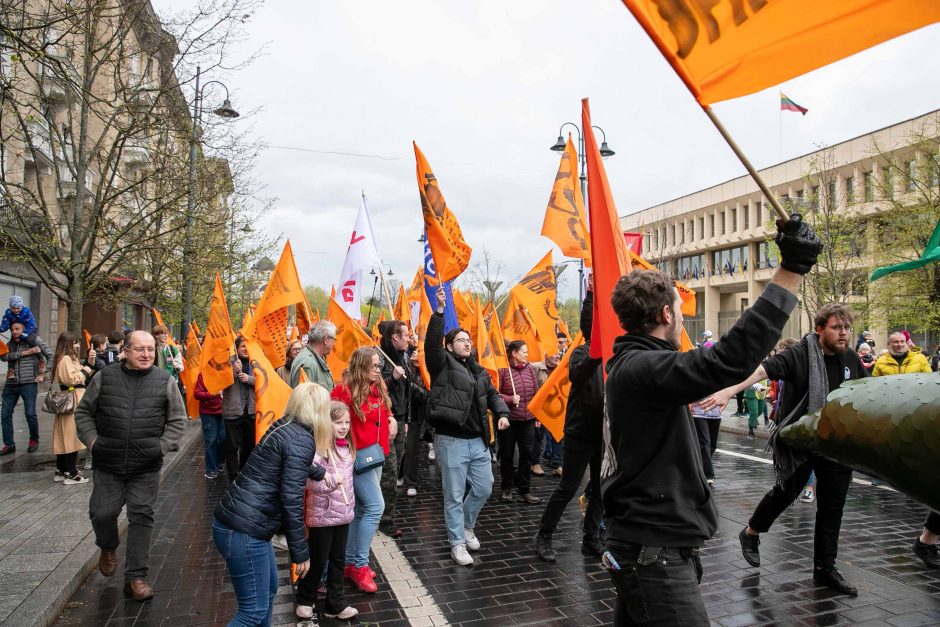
<box><xmin>361</xmin><ymin>191</ymin><xmax>397</xmax><ymax>316</ymax></box>
<box><xmin>701</xmin><ymin>105</ymin><xmax>789</xmax><ymax>222</ymax></box>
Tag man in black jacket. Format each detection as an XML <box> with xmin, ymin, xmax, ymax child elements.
<box><xmin>602</xmin><ymin>215</ymin><xmax>820</xmax><ymax>625</ymax></box>
<box><xmin>705</xmin><ymin>302</ymin><xmax>867</xmax><ymax>596</ymax></box>
<box><xmin>426</xmin><ymin>288</ymin><xmax>510</xmax><ymax>566</ymax></box>
<box><xmin>75</xmin><ymin>331</ymin><xmax>186</xmax><ymax>601</ymax></box>
<box><xmin>535</xmin><ymin>288</ymin><xmax>605</xmax><ymax>563</ymax></box>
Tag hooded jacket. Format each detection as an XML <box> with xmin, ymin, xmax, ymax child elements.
<box><xmin>1</xmin><ymin>334</ymin><xmax>53</xmax><ymax>382</ymax></box>
<box><xmin>305</xmin><ymin>443</ymin><xmax>355</xmax><ymax>527</ymax></box>
<box><xmin>872</xmin><ymin>351</ymin><xmax>932</xmax><ymax>376</ymax></box>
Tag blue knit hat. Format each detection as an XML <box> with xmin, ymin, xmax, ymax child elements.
<box><xmin>9</xmin><ymin>295</ymin><xmax>23</xmax><ymax>309</ymax></box>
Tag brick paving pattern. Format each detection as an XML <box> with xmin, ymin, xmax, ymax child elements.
<box><xmin>53</xmin><ymin>430</ymin><xmax>940</xmax><ymax>626</ymax></box>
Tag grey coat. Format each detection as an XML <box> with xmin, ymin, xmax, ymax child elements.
<box><xmin>221</xmin><ymin>356</ymin><xmax>255</xmax><ymax>419</ymax></box>
<box><xmin>1</xmin><ymin>335</ymin><xmax>54</xmax><ymax>383</ymax></box>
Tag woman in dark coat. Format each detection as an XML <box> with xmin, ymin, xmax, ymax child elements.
<box><xmin>213</xmin><ymin>382</ymin><xmax>329</xmax><ymax>626</ymax></box>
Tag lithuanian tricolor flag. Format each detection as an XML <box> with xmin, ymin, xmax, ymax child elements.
<box><xmin>780</xmin><ymin>92</ymin><xmax>808</xmax><ymax>115</ymax></box>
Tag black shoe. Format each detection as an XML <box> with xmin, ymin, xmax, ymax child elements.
<box><xmin>739</xmin><ymin>528</ymin><xmax>760</xmax><ymax>567</ymax></box>
<box><xmin>581</xmin><ymin>535</ymin><xmax>604</xmax><ymax>557</ymax></box>
<box><xmin>813</xmin><ymin>567</ymin><xmax>858</xmax><ymax>596</ymax></box>
<box><xmin>913</xmin><ymin>539</ymin><xmax>940</xmax><ymax>570</ymax></box>
<box><xmin>379</xmin><ymin>523</ymin><xmax>402</xmax><ymax>539</ymax></box>
<box><xmin>534</xmin><ymin>532</ymin><xmax>556</xmax><ymax>563</ymax></box>
<box><xmin>519</xmin><ymin>493</ymin><xmax>541</xmax><ymax>505</ymax></box>
<box><xmin>500</xmin><ymin>490</ymin><xmax>513</xmax><ymax>502</ymax></box>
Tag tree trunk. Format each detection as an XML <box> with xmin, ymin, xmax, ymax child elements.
<box><xmin>66</xmin><ymin>275</ymin><xmax>84</xmax><ymax>333</ymax></box>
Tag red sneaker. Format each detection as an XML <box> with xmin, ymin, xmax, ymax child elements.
<box><xmin>349</xmin><ymin>565</ymin><xmax>377</xmax><ymax>593</ymax></box>
<box><xmin>344</xmin><ymin>563</ymin><xmax>376</xmax><ymax>578</ymax></box>
<box><xmin>27</xmin><ymin>439</ymin><xmax>39</xmax><ymax>453</ymax></box>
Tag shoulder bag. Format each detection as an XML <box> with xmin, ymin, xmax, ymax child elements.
<box><xmin>42</xmin><ymin>369</ymin><xmax>77</xmax><ymax>414</ymax></box>
<box><xmin>354</xmin><ymin>407</ymin><xmax>386</xmax><ymax>474</ymax></box>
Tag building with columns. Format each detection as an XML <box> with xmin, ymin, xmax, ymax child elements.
<box><xmin>619</xmin><ymin>109</ymin><xmax>940</xmax><ymax>350</ymax></box>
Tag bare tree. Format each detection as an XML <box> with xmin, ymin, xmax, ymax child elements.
<box><xmin>460</xmin><ymin>246</ymin><xmax>507</xmax><ymax>306</ymax></box>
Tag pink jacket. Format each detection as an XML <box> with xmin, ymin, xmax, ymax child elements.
<box><xmin>304</xmin><ymin>444</ymin><xmax>355</xmax><ymax>528</ymax></box>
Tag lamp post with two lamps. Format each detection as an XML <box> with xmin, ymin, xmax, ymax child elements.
<box><xmin>180</xmin><ymin>65</ymin><xmax>239</xmax><ymax>344</ymax></box>
<box><xmin>366</xmin><ymin>264</ymin><xmax>394</xmax><ymax>327</ymax></box>
<box><xmin>549</xmin><ymin>123</ymin><xmax>615</xmax><ymax>302</ymax></box>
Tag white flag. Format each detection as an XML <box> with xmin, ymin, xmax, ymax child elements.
<box><xmin>337</xmin><ymin>198</ymin><xmax>381</xmax><ymax>319</ymax></box>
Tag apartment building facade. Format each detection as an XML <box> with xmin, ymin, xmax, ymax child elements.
<box><xmin>620</xmin><ymin>110</ymin><xmax>940</xmax><ymax>350</ymax></box>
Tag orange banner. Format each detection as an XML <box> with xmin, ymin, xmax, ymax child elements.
<box><xmin>414</xmin><ymin>142</ymin><xmax>472</xmax><ymax>283</ymax></box>
<box><xmin>620</xmin><ymin>0</ymin><xmax>940</xmax><ymax>106</ymax></box>
<box><xmin>452</xmin><ymin>289</ymin><xmax>474</xmax><ymax>333</ymax></box>
<box><xmin>393</xmin><ymin>284</ymin><xmax>410</xmax><ymax>329</ymax></box>
<box><xmin>543</xmin><ymin>136</ymin><xmax>591</xmax><ymax>265</ymax></box>
<box><xmin>151</xmin><ymin>308</ymin><xmax>176</xmax><ymax>345</ymax></box>
<box><xmin>326</xmin><ymin>296</ymin><xmax>376</xmax><ymax>379</ymax></box>
<box><xmin>245</xmin><ymin>340</ymin><xmax>292</xmax><ymax>443</ymax></box>
<box><xmin>501</xmin><ymin>291</ymin><xmax>545</xmax><ymax>363</ymax></box>
<box><xmin>0</xmin><ymin>337</ymin><xmax>8</xmax><ymax>358</ymax></box>
<box><xmin>183</xmin><ymin>324</ymin><xmax>202</xmax><ymax>420</ymax></box>
<box><xmin>527</xmin><ymin>332</ymin><xmax>585</xmax><ymax>442</ymax></box>
<box><xmin>82</xmin><ymin>329</ymin><xmax>91</xmax><ymax>351</ymax></box>
<box><xmin>510</xmin><ymin>251</ymin><xmax>561</xmax><ymax>356</ymax></box>
<box><xmin>200</xmin><ymin>275</ymin><xmax>236</xmax><ymax>395</ymax></box>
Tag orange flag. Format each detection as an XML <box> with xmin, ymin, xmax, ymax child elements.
<box><xmin>289</xmin><ymin>325</ymin><xmax>299</xmax><ymax>344</ymax></box>
<box><xmin>82</xmin><ymin>329</ymin><xmax>92</xmax><ymax>351</ymax></box>
<box><xmin>452</xmin><ymin>289</ymin><xmax>474</xmax><ymax>332</ymax></box>
<box><xmin>298</xmin><ymin>367</ymin><xmax>309</xmax><ymax>384</ymax></box>
<box><xmin>509</xmin><ymin>251</ymin><xmax>561</xmax><ymax>356</ymax></box>
<box><xmin>474</xmin><ymin>298</ymin><xmax>500</xmax><ymax>385</ymax></box>
<box><xmin>542</xmin><ymin>136</ymin><xmax>591</xmax><ymax>265</ymax></box>
<box><xmin>393</xmin><ymin>284</ymin><xmax>410</xmax><ymax>329</ymax></box>
<box><xmin>151</xmin><ymin>308</ymin><xmax>176</xmax><ymax>345</ymax></box>
<box><xmin>192</xmin><ymin>321</ymin><xmax>201</xmax><ymax>339</ymax></box>
<box><xmin>556</xmin><ymin>319</ymin><xmax>572</xmax><ymax>343</ymax></box>
<box><xmin>0</xmin><ymin>337</ymin><xmax>8</xmax><ymax>358</ymax></box>
<box><xmin>501</xmin><ymin>291</ymin><xmax>544</xmax><ymax>362</ymax></box>
<box><xmin>623</xmin><ymin>249</ymin><xmax>697</xmax><ymax>318</ymax></box>
<box><xmin>326</xmin><ymin>296</ymin><xmax>376</xmax><ymax>378</ymax></box>
<box><xmin>370</xmin><ymin>311</ymin><xmax>386</xmax><ymax>344</ymax></box>
<box><xmin>243</xmin><ymin>241</ymin><xmax>309</xmax><ymax>369</ymax></box>
<box><xmin>584</xmin><ymin>99</ymin><xmax>633</xmax><ymax>365</ymax></box>
<box><xmin>487</xmin><ymin>305</ymin><xmax>510</xmax><ymax>372</ymax></box>
<box><xmin>200</xmin><ymin>275</ymin><xmax>236</xmax><ymax>395</ymax></box>
<box><xmin>414</xmin><ymin>142</ymin><xmax>472</xmax><ymax>283</ymax></box>
<box><xmin>620</xmin><ymin>1</ymin><xmax>940</xmax><ymax>106</ymax></box>
<box><xmin>183</xmin><ymin>324</ymin><xmax>202</xmax><ymax>420</ymax></box>
<box><xmin>313</xmin><ymin>308</ymin><xmax>321</xmax><ymax>323</ymax></box>
<box><xmin>245</xmin><ymin>340</ymin><xmax>292</xmax><ymax>443</ymax></box>
<box><xmin>528</xmin><ymin>332</ymin><xmax>585</xmax><ymax>442</ymax></box>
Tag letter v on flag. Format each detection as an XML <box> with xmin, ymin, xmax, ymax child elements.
<box><xmin>337</xmin><ymin>198</ymin><xmax>382</xmax><ymax>320</ymax></box>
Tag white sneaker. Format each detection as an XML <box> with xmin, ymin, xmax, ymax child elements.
<box><xmin>428</xmin><ymin>444</ymin><xmax>436</xmax><ymax>461</ymax></box>
<box><xmin>451</xmin><ymin>543</ymin><xmax>473</xmax><ymax>566</ymax></box>
<box><xmin>83</xmin><ymin>459</ymin><xmax>93</xmax><ymax>470</ymax></box>
<box><xmin>54</xmin><ymin>470</ymin><xmax>65</xmax><ymax>482</ymax></box>
<box><xmin>272</xmin><ymin>534</ymin><xmax>288</xmax><ymax>550</ymax></box>
<box><xmin>799</xmin><ymin>489</ymin><xmax>815</xmax><ymax>503</ymax></box>
<box><xmin>63</xmin><ymin>472</ymin><xmax>89</xmax><ymax>485</ymax></box>
<box><xmin>406</xmin><ymin>487</ymin><xmax>417</xmax><ymax>497</ymax></box>
<box><xmin>464</xmin><ymin>528</ymin><xmax>480</xmax><ymax>551</ymax></box>
<box><xmin>325</xmin><ymin>606</ymin><xmax>359</xmax><ymax>620</ymax></box>
<box><xmin>396</xmin><ymin>478</ymin><xmax>404</xmax><ymax>487</ymax></box>
<box><xmin>295</xmin><ymin>604</ymin><xmax>314</xmax><ymax>619</ymax></box>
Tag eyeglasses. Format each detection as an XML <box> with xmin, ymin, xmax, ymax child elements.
<box><xmin>452</xmin><ymin>338</ymin><xmax>472</xmax><ymax>345</ymax></box>
<box><xmin>326</xmin><ymin>335</ymin><xmax>337</xmax><ymax>341</ymax></box>
<box><xmin>371</xmin><ymin>364</ymin><xmax>383</xmax><ymax>371</ymax></box>
<box><xmin>128</xmin><ymin>347</ymin><xmax>156</xmax><ymax>354</ymax></box>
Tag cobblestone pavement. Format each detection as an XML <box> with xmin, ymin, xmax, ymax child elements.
<box><xmin>54</xmin><ymin>428</ymin><xmax>940</xmax><ymax>626</ymax></box>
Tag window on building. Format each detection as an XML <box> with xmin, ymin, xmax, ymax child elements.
<box><xmin>670</xmin><ymin>223</ymin><xmax>676</xmax><ymax>246</ymax></box>
<box><xmin>740</xmin><ymin>298</ymin><xmax>749</xmax><ymax>313</ymax></box>
<box><xmin>677</xmin><ymin>254</ymin><xmax>705</xmax><ymax>280</ymax></box>
<box><xmin>931</xmin><ymin>161</ymin><xmax>940</xmax><ymax>187</ymax></box>
<box><xmin>863</xmin><ymin>171</ymin><xmax>874</xmax><ymax>201</ymax></box>
<box><xmin>845</xmin><ymin>176</ymin><xmax>855</xmax><ymax>204</ymax></box>
<box><xmin>905</xmin><ymin>159</ymin><xmax>917</xmax><ymax>192</ymax></box>
<box><xmin>827</xmin><ymin>180</ymin><xmax>837</xmax><ymax>208</ymax></box>
<box><xmin>811</xmin><ymin>185</ymin><xmax>820</xmax><ymax>209</ymax></box>
<box><xmin>709</xmin><ymin>214</ymin><xmax>715</xmax><ymax>238</ymax></box>
<box><xmin>698</xmin><ymin>217</ymin><xmax>705</xmax><ymax>240</ymax></box>
<box><xmin>885</xmin><ymin>168</ymin><xmax>895</xmax><ymax>199</ymax></box>
<box><xmin>730</xmin><ymin>207</ymin><xmax>737</xmax><ymax>232</ymax></box>
<box><xmin>712</xmin><ymin>245</ymin><xmax>748</xmax><ymax>276</ymax></box>
<box><xmin>719</xmin><ymin>211</ymin><xmax>725</xmax><ymax>235</ymax></box>
<box><xmin>758</xmin><ymin>242</ymin><xmax>779</xmax><ymax>269</ymax></box>
<box><xmin>743</xmin><ymin>204</ymin><xmax>749</xmax><ymax>230</ymax></box>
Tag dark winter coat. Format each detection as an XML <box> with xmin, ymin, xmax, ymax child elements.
<box><xmin>604</xmin><ymin>283</ymin><xmax>797</xmax><ymax>549</ymax></box>
<box><xmin>194</xmin><ymin>373</ymin><xmax>223</xmax><ymax>415</ymax></box>
<box><xmin>74</xmin><ymin>364</ymin><xmax>187</xmax><ymax>476</ymax></box>
<box><xmin>564</xmin><ymin>343</ymin><xmax>603</xmax><ymax>449</ymax></box>
<box><xmin>498</xmin><ymin>363</ymin><xmax>539</xmax><ymax>421</ymax></box>
<box><xmin>425</xmin><ymin>312</ymin><xmax>509</xmax><ymax>441</ymax></box>
<box><xmin>214</xmin><ymin>417</ymin><xmax>318</xmax><ymax>564</ymax></box>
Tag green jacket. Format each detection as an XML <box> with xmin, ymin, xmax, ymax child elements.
<box><xmin>289</xmin><ymin>346</ymin><xmax>334</xmax><ymax>391</ymax></box>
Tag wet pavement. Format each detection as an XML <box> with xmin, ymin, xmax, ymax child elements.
<box><xmin>52</xmin><ymin>428</ymin><xmax>940</xmax><ymax>626</ymax></box>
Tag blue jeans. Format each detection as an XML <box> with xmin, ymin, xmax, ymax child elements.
<box><xmin>1</xmin><ymin>382</ymin><xmax>38</xmax><ymax>447</ymax></box>
<box><xmin>543</xmin><ymin>432</ymin><xmax>564</xmax><ymax>469</ymax></box>
<box><xmin>435</xmin><ymin>434</ymin><xmax>493</xmax><ymax>546</ymax></box>
<box><xmin>201</xmin><ymin>414</ymin><xmax>226</xmax><ymax>474</ymax></box>
<box><xmin>212</xmin><ymin>520</ymin><xmax>278</xmax><ymax>626</ymax></box>
<box><xmin>345</xmin><ymin>465</ymin><xmax>383</xmax><ymax>567</ymax></box>
<box><xmin>530</xmin><ymin>423</ymin><xmax>546</xmax><ymax>464</ymax></box>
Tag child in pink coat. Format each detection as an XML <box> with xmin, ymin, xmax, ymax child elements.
<box><xmin>295</xmin><ymin>400</ymin><xmax>357</xmax><ymax>621</ymax></box>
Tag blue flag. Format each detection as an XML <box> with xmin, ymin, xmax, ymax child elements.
<box><xmin>423</xmin><ymin>237</ymin><xmax>459</xmax><ymax>332</ymax></box>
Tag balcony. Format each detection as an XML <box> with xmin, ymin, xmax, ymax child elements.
<box><xmin>122</xmin><ymin>139</ymin><xmax>151</xmax><ymax>166</ymax></box>
<box><xmin>126</xmin><ymin>73</ymin><xmax>157</xmax><ymax>109</ymax></box>
<box><xmin>56</xmin><ymin>163</ymin><xmax>94</xmax><ymax>200</ymax></box>
<box><xmin>23</xmin><ymin>120</ymin><xmax>54</xmax><ymax>167</ymax></box>
<box><xmin>37</xmin><ymin>59</ymin><xmax>80</xmax><ymax>103</ymax></box>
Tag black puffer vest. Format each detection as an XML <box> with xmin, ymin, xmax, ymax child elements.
<box><xmin>92</xmin><ymin>365</ymin><xmax>171</xmax><ymax>475</ymax></box>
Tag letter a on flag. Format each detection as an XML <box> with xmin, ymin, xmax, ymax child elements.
<box><xmin>337</xmin><ymin>198</ymin><xmax>382</xmax><ymax>320</ymax></box>
<box><xmin>620</xmin><ymin>0</ymin><xmax>940</xmax><ymax>105</ymax></box>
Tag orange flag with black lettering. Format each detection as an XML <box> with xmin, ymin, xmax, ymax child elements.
<box><xmin>528</xmin><ymin>332</ymin><xmax>585</xmax><ymax>442</ymax></box>
<box><xmin>542</xmin><ymin>136</ymin><xmax>591</xmax><ymax>266</ymax></box>
<box><xmin>501</xmin><ymin>291</ymin><xmax>544</xmax><ymax>362</ymax></box>
<box><xmin>183</xmin><ymin>324</ymin><xmax>202</xmax><ymax>419</ymax></box>
<box><xmin>243</xmin><ymin>241</ymin><xmax>309</xmax><ymax>369</ymax></box>
<box><xmin>452</xmin><ymin>289</ymin><xmax>474</xmax><ymax>332</ymax></box>
<box><xmin>414</xmin><ymin>142</ymin><xmax>472</xmax><ymax>283</ymax></box>
<box><xmin>200</xmin><ymin>275</ymin><xmax>236</xmax><ymax>395</ymax></box>
<box><xmin>245</xmin><ymin>340</ymin><xmax>292</xmax><ymax>443</ymax></box>
<box><xmin>509</xmin><ymin>251</ymin><xmax>561</xmax><ymax>356</ymax></box>
<box><xmin>326</xmin><ymin>296</ymin><xmax>376</xmax><ymax>378</ymax></box>
<box><xmin>620</xmin><ymin>0</ymin><xmax>940</xmax><ymax>106</ymax></box>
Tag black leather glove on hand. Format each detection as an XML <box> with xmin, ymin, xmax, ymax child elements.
<box><xmin>775</xmin><ymin>213</ymin><xmax>823</xmax><ymax>275</ymax></box>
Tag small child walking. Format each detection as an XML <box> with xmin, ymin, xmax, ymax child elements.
<box><xmin>295</xmin><ymin>400</ymin><xmax>358</xmax><ymax>622</ymax></box>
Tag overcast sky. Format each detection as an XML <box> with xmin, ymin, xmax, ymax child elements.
<box><xmin>154</xmin><ymin>1</ymin><xmax>940</xmax><ymax>300</ymax></box>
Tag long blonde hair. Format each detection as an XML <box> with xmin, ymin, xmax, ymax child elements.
<box><xmin>344</xmin><ymin>347</ymin><xmax>391</xmax><ymax>421</ymax></box>
<box><xmin>283</xmin><ymin>383</ymin><xmax>330</xmax><ymax>434</ymax></box>
<box><xmin>318</xmin><ymin>400</ymin><xmax>355</xmax><ymax>461</ymax></box>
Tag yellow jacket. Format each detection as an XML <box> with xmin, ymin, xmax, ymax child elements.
<box><xmin>872</xmin><ymin>351</ymin><xmax>932</xmax><ymax>376</ymax></box>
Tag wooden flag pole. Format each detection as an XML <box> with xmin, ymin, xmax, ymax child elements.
<box><xmin>701</xmin><ymin>106</ymin><xmax>788</xmax><ymax>222</ymax></box>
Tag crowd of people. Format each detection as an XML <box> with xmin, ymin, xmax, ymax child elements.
<box><xmin>1</xmin><ymin>213</ymin><xmax>939</xmax><ymax>625</ymax></box>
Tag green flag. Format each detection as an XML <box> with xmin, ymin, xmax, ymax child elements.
<box><xmin>869</xmin><ymin>217</ymin><xmax>940</xmax><ymax>282</ymax></box>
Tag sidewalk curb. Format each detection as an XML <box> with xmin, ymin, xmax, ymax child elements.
<box><xmin>6</xmin><ymin>420</ymin><xmax>203</xmax><ymax>627</ymax></box>
<box><xmin>719</xmin><ymin>423</ymin><xmax>770</xmax><ymax>440</ymax></box>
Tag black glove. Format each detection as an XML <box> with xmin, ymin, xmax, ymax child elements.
<box><xmin>775</xmin><ymin>213</ymin><xmax>822</xmax><ymax>275</ymax></box>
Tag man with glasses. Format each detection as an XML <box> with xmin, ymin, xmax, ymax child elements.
<box><xmin>290</xmin><ymin>321</ymin><xmax>337</xmax><ymax>390</ymax></box>
<box><xmin>75</xmin><ymin>331</ymin><xmax>186</xmax><ymax>601</ymax></box>
<box><xmin>705</xmin><ymin>303</ymin><xmax>867</xmax><ymax>596</ymax></box>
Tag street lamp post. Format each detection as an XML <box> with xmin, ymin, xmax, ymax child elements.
<box><xmin>549</xmin><ymin>123</ymin><xmax>615</xmax><ymax>303</ymax></box>
<box><xmin>366</xmin><ymin>264</ymin><xmax>394</xmax><ymax>327</ymax></box>
<box><xmin>181</xmin><ymin>65</ymin><xmax>239</xmax><ymax>344</ymax></box>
